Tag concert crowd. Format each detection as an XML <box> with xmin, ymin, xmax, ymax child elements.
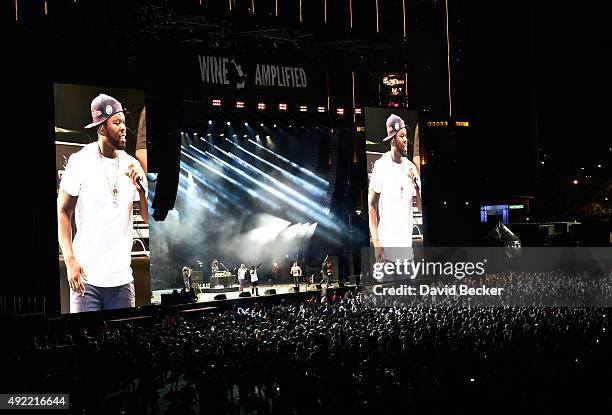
<box><xmin>2</xmin><ymin>271</ymin><xmax>610</xmax><ymax>414</ymax></box>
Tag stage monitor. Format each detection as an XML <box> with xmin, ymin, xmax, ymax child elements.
<box><xmin>54</xmin><ymin>83</ymin><xmax>150</xmax><ymax>314</ymax></box>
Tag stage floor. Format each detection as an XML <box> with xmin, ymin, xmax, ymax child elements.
<box><xmin>151</xmin><ymin>283</ymin><xmax>332</xmax><ymax>305</ymax></box>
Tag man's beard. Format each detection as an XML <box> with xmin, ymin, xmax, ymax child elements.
<box><xmin>113</xmin><ymin>133</ymin><xmax>126</xmax><ymax>150</ymax></box>
<box><xmin>393</xmin><ymin>138</ymin><xmax>408</xmax><ymax>157</ymax></box>
<box><xmin>396</xmin><ymin>142</ymin><xmax>408</xmax><ymax>157</ymax></box>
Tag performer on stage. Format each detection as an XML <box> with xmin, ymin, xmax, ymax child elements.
<box><xmin>58</xmin><ymin>93</ymin><xmax>148</xmax><ymax>313</ymax></box>
<box><xmin>182</xmin><ymin>266</ymin><xmax>192</xmax><ymax>291</ymax></box>
<box><xmin>290</xmin><ymin>261</ymin><xmax>302</xmax><ymax>287</ymax></box>
<box><xmin>250</xmin><ymin>263</ymin><xmax>262</xmax><ymax>296</ymax></box>
<box><xmin>325</xmin><ymin>258</ymin><xmax>334</xmax><ymax>287</ymax></box>
<box><xmin>368</xmin><ymin>114</ymin><xmax>422</xmax><ymax>264</ymax></box>
<box><xmin>320</xmin><ymin>255</ymin><xmax>332</xmax><ymax>287</ymax></box>
<box><xmin>237</xmin><ymin>264</ymin><xmax>248</xmax><ymax>292</ymax></box>
<box><xmin>210</xmin><ymin>258</ymin><xmax>219</xmax><ymax>286</ymax></box>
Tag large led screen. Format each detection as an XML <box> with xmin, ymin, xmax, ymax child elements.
<box><xmin>54</xmin><ymin>84</ymin><xmax>149</xmax><ymax>313</ymax></box>
<box><xmin>364</xmin><ymin>108</ymin><xmax>423</xmax><ymax>279</ymax></box>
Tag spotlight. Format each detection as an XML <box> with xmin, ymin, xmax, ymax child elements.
<box><xmin>208</xmin><ymin>120</ymin><xmax>213</xmax><ymax>125</ymax></box>
<box><xmin>244</xmin><ymin>122</ymin><xmax>249</xmax><ymax>126</ymax></box>
<box><xmin>337</xmin><ymin>108</ymin><xmax>345</xmax><ymax>115</ymax></box>
<box><xmin>317</xmin><ymin>106</ymin><xmax>326</xmax><ymax>113</ymax></box>
<box><xmin>273</xmin><ymin>124</ymin><xmax>277</xmax><ymax>128</ymax></box>
<box><xmin>227</xmin><ymin>121</ymin><xmax>231</xmax><ymax>126</ymax></box>
<box><xmin>299</xmin><ymin>105</ymin><xmax>308</xmax><ymax>112</ymax></box>
<box><xmin>257</xmin><ymin>102</ymin><xmax>266</xmax><ymax>110</ymax></box>
<box><xmin>220</xmin><ymin>133</ymin><xmax>225</xmax><ymax>137</ymax></box>
<box><xmin>260</xmin><ymin>123</ymin><xmax>264</xmax><ymax>127</ymax></box>
<box><xmin>355</xmin><ymin>108</ymin><xmax>362</xmax><ymax>114</ymax></box>
<box><xmin>279</xmin><ymin>103</ymin><xmax>287</xmax><ymax>111</ymax></box>
<box><xmin>212</xmin><ymin>99</ymin><xmax>221</xmax><ymax>107</ymax></box>
<box><xmin>236</xmin><ymin>101</ymin><xmax>245</xmax><ymax>109</ymax></box>
<box><xmin>255</xmin><ymin>135</ymin><xmax>259</xmax><ymax>139</ymax></box>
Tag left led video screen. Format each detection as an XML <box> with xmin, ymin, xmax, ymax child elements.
<box><xmin>54</xmin><ymin>83</ymin><xmax>150</xmax><ymax>313</ymax></box>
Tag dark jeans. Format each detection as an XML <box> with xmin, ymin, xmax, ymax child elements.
<box><xmin>70</xmin><ymin>282</ymin><xmax>135</xmax><ymax>313</ymax></box>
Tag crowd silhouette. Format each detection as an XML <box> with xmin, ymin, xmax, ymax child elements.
<box><xmin>1</xmin><ymin>271</ymin><xmax>610</xmax><ymax>413</ymax></box>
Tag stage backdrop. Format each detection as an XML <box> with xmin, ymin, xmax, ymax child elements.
<box><xmin>148</xmin><ymin>121</ymin><xmax>350</xmax><ymax>292</ymax></box>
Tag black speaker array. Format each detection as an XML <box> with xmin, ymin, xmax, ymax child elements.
<box><xmin>147</xmin><ymin>89</ymin><xmax>182</xmax><ymax>221</ymax></box>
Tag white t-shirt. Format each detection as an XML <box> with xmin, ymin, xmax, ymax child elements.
<box><xmin>291</xmin><ymin>265</ymin><xmax>302</xmax><ymax>276</ymax></box>
<box><xmin>250</xmin><ymin>269</ymin><xmax>258</xmax><ymax>283</ymax></box>
<box><xmin>59</xmin><ymin>143</ymin><xmax>147</xmax><ymax>287</ymax></box>
<box><xmin>369</xmin><ymin>151</ymin><xmax>420</xmax><ymax>248</ymax></box>
<box><xmin>237</xmin><ymin>267</ymin><xmax>247</xmax><ymax>280</ymax></box>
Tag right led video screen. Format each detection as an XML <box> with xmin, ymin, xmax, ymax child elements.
<box><xmin>364</xmin><ymin>108</ymin><xmax>423</xmax><ymax>272</ymax></box>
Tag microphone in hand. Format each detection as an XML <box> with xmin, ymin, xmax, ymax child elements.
<box><xmin>127</xmin><ymin>163</ymin><xmax>145</xmax><ymax>191</ymax></box>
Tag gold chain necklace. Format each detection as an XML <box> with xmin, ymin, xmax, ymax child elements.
<box><xmin>391</xmin><ymin>160</ymin><xmax>404</xmax><ymax>199</ymax></box>
<box><xmin>98</xmin><ymin>146</ymin><xmax>120</xmax><ymax>207</ymax></box>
